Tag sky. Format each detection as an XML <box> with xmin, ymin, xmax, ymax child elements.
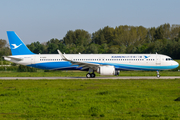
<box><xmin>0</xmin><ymin>0</ymin><xmax>180</xmax><ymax>44</ymax></box>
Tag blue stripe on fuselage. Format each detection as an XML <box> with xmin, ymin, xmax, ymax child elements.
<box><xmin>27</xmin><ymin>61</ymin><xmax>178</xmax><ymax>71</ymax></box>
<box><xmin>28</xmin><ymin>61</ymin><xmax>73</xmax><ymax>70</ymax></box>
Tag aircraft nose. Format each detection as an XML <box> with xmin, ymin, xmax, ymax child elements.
<box><xmin>176</xmin><ymin>61</ymin><xmax>179</xmax><ymax>67</ymax></box>
<box><xmin>174</xmin><ymin>61</ymin><xmax>179</xmax><ymax>67</ymax></box>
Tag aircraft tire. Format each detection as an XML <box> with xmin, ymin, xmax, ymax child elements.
<box><xmin>157</xmin><ymin>74</ymin><xmax>160</xmax><ymax>78</ymax></box>
<box><xmin>86</xmin><ymin>73</ymin><xmax>91</xmax><ymax>78</ymax></box>
<box><xmin>91</xmin><ymin>73</ymin><xmax>96</xmax><ymax>78</ymax></box>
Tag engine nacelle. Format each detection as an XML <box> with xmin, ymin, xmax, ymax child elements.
<box><xmin>97</xmin><ymin>66</ymin><xmax>116</xmax><ymax>75</ymax></box>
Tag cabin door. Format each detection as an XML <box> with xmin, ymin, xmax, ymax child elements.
<box><xmin>156</xmin><ymin>55</ymin><xmax>161</xmax><ymax>66</ymax></box>
<box><xmin>31</xmin><ymin>56</ymin><xmax>35</xmax><ymax>65</ymax></box>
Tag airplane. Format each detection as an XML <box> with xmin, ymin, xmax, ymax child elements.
<box><xmin>3</xmin><ymin>31</ymin><xmax>179</xmax><ymax>78</ymax></box>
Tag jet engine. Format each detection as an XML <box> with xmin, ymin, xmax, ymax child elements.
<box><xmin>97</xmin><ymin>66</ymin><xmax>116</xmax><ymax>75</ymax></box>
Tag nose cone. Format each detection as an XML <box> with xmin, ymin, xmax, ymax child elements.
<box><xmin>174</xmin><ymin>61</ymin><xmax>179</xmax><ymax>68</ymax></box>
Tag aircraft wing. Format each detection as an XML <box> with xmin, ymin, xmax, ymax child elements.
<box><xmin>57</xmin><ymin>50</ymin><xmax>100</xmax><ymax>70</ymax></box>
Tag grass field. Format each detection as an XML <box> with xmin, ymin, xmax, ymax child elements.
<box><xmin>0</xmin><ymin>79</ymin><xmax>180</xmax><ymax>119</ymax></box>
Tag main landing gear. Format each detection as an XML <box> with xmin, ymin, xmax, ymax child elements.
<box><xmin>156</xmin><ymin>70</ymin><xmax>160</xmax><ymax>78</ymax></box>
<box><xmin>86</xmin><ymin>73</ymin><xmax>96</xmax><ymax>78</ymax></box>
<box><xmin>86</xmin><ymin>68</ymin><xmax>96</xmax><ymax>78</ymax></box>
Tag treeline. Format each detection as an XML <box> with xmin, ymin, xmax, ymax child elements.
<box><xmin>1</xmin><ymin>23</ymin><xmax>180</xmax><ymax>59</ymax></box>
<box><xmin>0</xmin><ymin>39</ymin><xmax>11</xmax><ymax>59</ymax></box>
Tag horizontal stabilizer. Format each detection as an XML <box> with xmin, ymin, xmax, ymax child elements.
<box><xmin>3</xmin><ymin>56</ymin><xmax>23</xmax><ymax>61</ymax></box>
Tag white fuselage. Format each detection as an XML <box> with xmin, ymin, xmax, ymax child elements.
<box><xmin>5</xmin><ymin>53</ymin><xmax>179</xmax><ymax>71</ymax></box>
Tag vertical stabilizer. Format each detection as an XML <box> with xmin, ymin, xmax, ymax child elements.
<box><xmin>7</xmin><ymin>31</ymin><xmax>34</xmax><ymax>55</ymax></box>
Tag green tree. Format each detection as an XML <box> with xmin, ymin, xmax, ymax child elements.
<box><xmin>0</xmin><ymin>39</ymin><xmax>7</xmax><ymax>48</ymax></box>
<box><xmin>63</xmin><ymin>29</ymin><xmax>91</xmax><ymax>46</ymax></box>
<box><xmin>48</xmin><ymin>43</ymin><xmax>58</xmax><ymax>54</ymax></box>
<box><xmin>154</xmin><ymin>26</ymin><xmax>164</xmax><ymax>40</ymax></box>
<box><xmin>87</xmin><ymin>44</ymin><xmax>98</xmax><ymax>54</ymax></box>
<box><xmin>119</xmin><ymin>45</ymin><xmax>126</xmax><ymax>53</ymax></box>
<box><xmin>146</xmin><ymin>27</ymin><xmax>156</xmax><ymax>43</ymax></box>
<box><xmin>27</xmin><ymin>41</ymin><xmax>46</xmax><ymax>54</ymax></box>
<box><xmin>108</xmin><ymin>45</ymin><xmax>119</xmax><ymax>53</ymax></box>
<box><xmin>98</xmin><ymin>43</ymin><xmax>108</xmax><ymax>53</ymax></box>
<box><xmin>0</xmin><ymin>39</ymin><xmax>11</xmax><ymax>57</ymax></box>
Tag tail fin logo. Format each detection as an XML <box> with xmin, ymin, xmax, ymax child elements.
<box><xmin>11</xmin><ymin>44</ymin><xmax>22</xmax><ymax>49</ymax></box>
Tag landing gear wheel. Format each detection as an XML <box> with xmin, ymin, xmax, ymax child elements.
<box><xmin>86</xmin><ymin>73</ymin><xmax>91</xmax><ymax>78</ymax></box>
<box><xmin>90</xmin><ymin>73</ymin><xmax>96</xmax><ymax>78</ymax></box>
<box><xmin>86</xmin><ymin>73</ymin><xmax>96</xmax><ymax>78</ymax></box>
<box><xmin>157</xmin><ymin>74</ymin><xmax>160</xmax><ymax>78</ymax></box>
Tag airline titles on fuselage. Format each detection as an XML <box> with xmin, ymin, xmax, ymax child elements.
<box><xmin>112</xmin><ymin>56</ymin><xmax>143</xmax><ymax>58</ymax></box>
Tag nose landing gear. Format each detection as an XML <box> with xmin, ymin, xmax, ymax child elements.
<box><xmin>156</xmin><ymin>71</ymin><xmax>160</xmax><ymax>78</ymax></box>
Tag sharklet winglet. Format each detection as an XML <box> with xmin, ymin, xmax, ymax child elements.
<box><xmin>57</xmin><ymin>49</ymin><xmax>69</xmax><ymax>61</ymax></box>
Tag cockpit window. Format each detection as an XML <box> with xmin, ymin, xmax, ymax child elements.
<box><xmin>166</xmin><ymin>58</ymin><xmax>173</xmax><ymax>61</ymax></box>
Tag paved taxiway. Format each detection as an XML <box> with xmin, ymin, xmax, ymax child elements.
<box><xmin>0</xmin><ymin>76</ymin><xmax>180</xmax><ymax>80</ymax></box>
